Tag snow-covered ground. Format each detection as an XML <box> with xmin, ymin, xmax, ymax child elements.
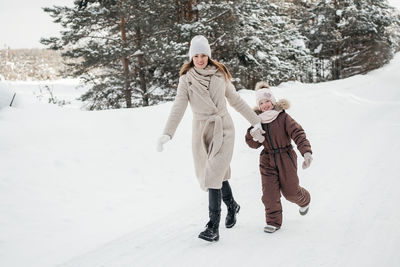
<box><xmin>1</xmin><ymin>53</ymin><xmax>400</xmax><ymax>267</ymax></box>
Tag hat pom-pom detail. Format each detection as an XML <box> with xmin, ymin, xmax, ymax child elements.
<box><xmin>255</xmin><ymin>81</ymin><xmax>270</xmax><ymax>91</ymax></box>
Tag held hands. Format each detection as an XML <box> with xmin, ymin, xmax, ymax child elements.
<box><xmin>252</xmin><ymin>123</ymin><xmax>265</xmax><ymax>133</ymax></box>
<box><xmin>302</xmin><ymin>152</ymin><xmax>313</xmax><ymax>169</ymax></box>
<box><xmin>250</xmin><ymin>123</ymin><xmax>265</xmax><ymax>143</ymax></box>
<box><xmin>156</xmin><ymin>135</ymin><xmax>171</xmax><ymax>152</ymax></box>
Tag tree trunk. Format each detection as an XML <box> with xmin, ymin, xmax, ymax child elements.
<box><xmin>135</xmin><ymin>28</ymin><xmax>148</xmax><ymax>106</ymax></box>
<box><xmin>332</xmin><ymin>0</ymin><xmax>342</xmax><ymax>80</ymax></box>
<box><xmin>176</xmin><ymin>0</ymin><xmax>199</xmax><ymax>22</ymax></box>
<box><xmin>332</xmin><ymin>48</ymin><xmax>341</xmax><ymax>80</ymax></box>
<box><xmin>119</xmin><ymin>16</ymin><xmax>132</xmax><ymax>108</ymax></box>
<box><xmin>138</xmin><ymin>54</ymin><xmax>148</xmax><ymax>106</ymax></box>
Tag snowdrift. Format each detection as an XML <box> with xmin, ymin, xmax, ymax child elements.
<box><xmin>1</xmin><ymin>54</ymin><xmax>400</xmax><ymax>267</ymax></box>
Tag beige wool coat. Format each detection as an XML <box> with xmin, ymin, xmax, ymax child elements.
<box><xmin>163</xmin><ymin>68</ymin><xmax>260</xmax><ymax>191</ymax></box>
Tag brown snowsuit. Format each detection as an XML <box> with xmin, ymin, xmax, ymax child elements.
<box><xmin>245</xmin><ymin>102</ymin><xmax>312</xmax><ymax>228</ymax></box>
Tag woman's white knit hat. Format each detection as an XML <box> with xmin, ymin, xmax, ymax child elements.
<box><xmin>255</xmin><ymin>81</ymin><xmax>276</xmax><ymax>105</ymax></box>
<box><xmin>189</xmin><ymin>35</ymin><xmax>211</xmax><ymax>60</ymax></box>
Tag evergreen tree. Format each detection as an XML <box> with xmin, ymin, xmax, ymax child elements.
<box><xmin>169</xmin><ymin>0</ymin><xmax>314</xmax><ymax>89</ymax></box>
<box><xmin>155</xmin><ymin>0</ymin><xmax>238</xmax><ymax>96</ymax></box>
<box><xmin>225</xmin><ymin>0</ymin><xmax>313</xmax><ymax>88</ymax></box>
<box><xmin>41</xmin><ymin>0</ymin><xmax>176</xmax><ymax>109</ymax></box>
<box><xmin>302</xmin><ymin>0</ymin><xmax>400</xmax><ymax>81</ymax></box>
<box><xmin>41</xmin><ymin>0</ymin><xmax>400</xmax><ymax>109</ymax></box>
<box><xmin>339</xmin><ymin>0</ymin><xmax>400</xmax><ymax>77</ymax></box>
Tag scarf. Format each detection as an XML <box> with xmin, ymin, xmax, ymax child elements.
<box><xmin>258</xmin><ymin>109</ymin><xmax>282</xmax><ymax>123</ymax></box>
<box><xmin>187</xmin><ymin>66</ymin><xmax>218</xmax><ymax>91</ymax></box>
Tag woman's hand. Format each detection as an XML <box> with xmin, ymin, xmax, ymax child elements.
<box><xmin>250</xmin><ymin>124</ymin><xmax>265</xmax><ymax>143</ymax></box>
<box><xmin>156</xmin><ymin>135</ymin><xmax>171</xmax><ymax>152</ymax></box>
<box><xmin>252</xmin><ymin>123</ymin><xmax>265</xmax><ymax>133</ymax></box>
<box><xmin>250</xmin><ymin>128</ymin><xmax>265</xmax><ymax>143</ymax></box>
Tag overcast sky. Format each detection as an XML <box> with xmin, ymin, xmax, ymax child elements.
<box><xmin>0</xmin><ymin>0</ymin><xmax>74</xmax><ymax>49</ymax></box>
<box><xmin>1</xmin><ymin>0</ymin><xmax>400</xmax><ymax>49</ymax></box>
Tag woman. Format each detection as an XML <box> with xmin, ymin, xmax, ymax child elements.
<box><xmin>156</xmin><ymin>35</ymin><xmax>264</xmax><ymax>242</ymax></box>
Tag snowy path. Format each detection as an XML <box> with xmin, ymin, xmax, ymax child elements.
<box><xmin>58</xmin><ymin>83</ymin><xmax>400</xmax><ymax>267</ymax></box>
<box><xmin>1</xmin><ymin>55</ymin><xmax>400</xmax><ymax>267</ymax></box>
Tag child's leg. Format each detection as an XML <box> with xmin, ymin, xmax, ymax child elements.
<box><xmin>260</xmin><ymin>155</ymin><xmax>282</xmax><ymax>228</ymax></box>
<box><xmin>282</xmin><ymin>184</ymin><xmax>310</xmax><ymax>208</ymax></box>
<box><xmin>278</xmin><ymin>150</ymin><xmax>310</xmax><ymax>208</ymax></box>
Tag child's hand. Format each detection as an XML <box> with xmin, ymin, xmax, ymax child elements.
<box><xmin>302</xmin><ymin>152</ymin><xmax>313</xmax><ymax>169</ymax></box>
<box><xmin>250</xmin><ymin>128</ymin><xmax>265</xmax><ymax>143</ymax></box>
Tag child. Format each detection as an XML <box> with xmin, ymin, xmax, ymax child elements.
<box><xmin>245</xmin><ymin>81</ymin><xmax>313</xmax><ymax>233</ymax></box>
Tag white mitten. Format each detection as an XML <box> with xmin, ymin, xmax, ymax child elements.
<box><xmin>250</xmin><ymin>128</ymin><xmax>265</xmax><ymax>143</ymax></box>
<box><xmin>302</xmin><ymin>152</ymin><xmax>313</xmax><ymax>169</ymax></box>
<box><xmin>156</xmin><ymin>135</ymin><xmax>171</xmax><ymax>152</ymax></box>
<box><xmin>252</xmin><ymin>122</ymin><xmax>265</xmax><ymax>134</ymax></box>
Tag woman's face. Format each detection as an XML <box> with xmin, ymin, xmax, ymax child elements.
<box><xmin>259</xmin><ymin>99</ymin><xmax>273</xmax><ymax>112</ymax></box>
<box><xmin>193</xmin><ymin>54</ymin><xmax>209</xmax><ymax>69</ymax></box>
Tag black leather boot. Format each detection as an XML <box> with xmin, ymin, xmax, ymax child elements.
<box><xmin>222</xmin><ymin>181</ymin><xmax>240</xmax><ymax>228</ymax></box>
<box><xmin>198</xmin><ymin>211</ymin><xmax>220</xmax><ymax>242</ymax></box>
<box><xmin>225</xmin><ymin>199</ymin><xmax>240</xmax><ymax>228</ymax></box>
<box><xmin>199</xmin><ymin>189</ymin><xmax>221</xmax><ymax>242</ymax></box>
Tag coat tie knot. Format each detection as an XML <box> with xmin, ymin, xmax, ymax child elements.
<box><xmin>194</xmin><ymin>109</ymin><xmax>227</xmax><ymax>159</ymax></box>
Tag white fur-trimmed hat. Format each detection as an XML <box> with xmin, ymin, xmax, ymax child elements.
<box><xmin>255</xmin><ymin>81</ymin><xmax>276</xmax><ymax>105</ymax></box>
<box><xmin>189</xmin><ymin>35</ymin><xmax>211</xmax><ymax>60</ymax></box>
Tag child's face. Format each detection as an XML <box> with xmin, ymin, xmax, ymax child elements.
<box><xmin>259</xmin><ymin>99</ymin><xmax>273</xmax><ymax>112</ymax></box>
<box><xmin>193</xmin><ymin>54</ymin><xmax>209</xmax><ymax>69</ymax></box>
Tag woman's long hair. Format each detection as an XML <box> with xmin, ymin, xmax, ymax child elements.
<box><xmin>179</xmin><ymin>58</ymin><xmax>232</xmax><ymax>80</ymax></box>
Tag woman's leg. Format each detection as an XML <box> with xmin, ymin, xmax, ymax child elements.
<box><xmin>221</xmin><ymin>181</ymin><xmax>240</xmax><ymax>228</ymax></box>
<box><xmin>198</xmin><ymin>188</ymin><xmax>221</xmax><ymax>242</ymax></box>
<box><xmin>221</xmin><ymin>180</ymin><xmax>233</xmax><ymax>203</ymax></box>
<box><xmin>208</xmin><ymin>188</ymin><xmax>222</xmax><ymax>220</ymax></box>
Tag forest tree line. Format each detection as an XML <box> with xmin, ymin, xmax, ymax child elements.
<box><xmin>39</xmin><ymin>0</ymin><xmax>400</xmax><ymax>110</ymax></box>
<box><xmin>0</xmin><ymin>49</ymin><xmax>67</xmax><ymax>81</ymax></box>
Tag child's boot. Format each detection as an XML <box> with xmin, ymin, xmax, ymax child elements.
<box><xmin>264</xmin><ymin>225</ymin><xmax>280</xmax><ymax>233</ymax></box>
<box><xmin>299</xmin><ymin>204</ymin><xmax>310</xmax><ymax>216</ymax></box>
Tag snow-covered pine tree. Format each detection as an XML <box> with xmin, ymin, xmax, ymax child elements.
<box><xmin>42</xmin><ymin>0</ymin><xmax>127</xmax><ymax>109</ymax></box>
<box><xmin>227</xmin><ymin>0</ymin><xmax>278</xmax><ymax>89</ymax></box>
<box><xmin>298</xmin><ymin>0</ymin><xmax>343</xmax><ymax>81</ymax></box>
<box><xmin>154</xmin><ymin>0</ymin><xmax>237</xmax><ymax>97</ymax></box>
<box><xmin>41</xmin><ymin>0</ymin><xmax>400</xmax><ymax>109</ymax></box>
<box><xmin>143</xmin><ymin>0</ymin><xmax>212</xmax><ymax>105</ymax></box>
<box><xmin>41</xmin><ymin>0</ymin><xmax>178</xmax><ymax>109</ymax></box>
<box><xmin>301</xmin><ymin>0</ymin><xmax>400</xmax><ymax>81</ymax></box>
<box><xmin>338</xmin><ymin>0</ymin><xmax>400</xmax><ymax>77</ymax></box>
<box><xmin>225</xmin><ymin>0</ymin><xmax>313</xmax><ymax>88</ymax></box>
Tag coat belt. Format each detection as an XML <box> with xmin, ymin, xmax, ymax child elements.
<box><xmin>194</xmin><ymin>109</ymin><xmax>228</xmax><ymax>159</ymax></box>
<box><xmin>261</xmin><ymin>145</ymin><xmax>292</xmax><ymax>155</ymax></box>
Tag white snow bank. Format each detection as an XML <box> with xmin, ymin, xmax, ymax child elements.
<box><xmin>1</xmin><ymin>54</ymin><xmax>400</xmax><ymax>267</ymax></box>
